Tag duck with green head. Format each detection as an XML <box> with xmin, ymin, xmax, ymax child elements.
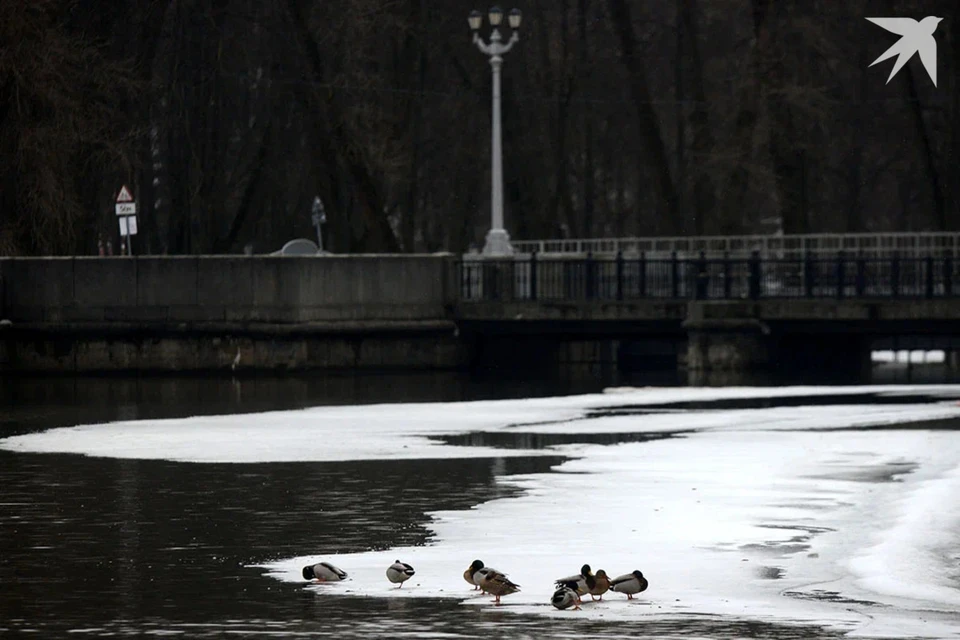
<box><xmin>610</xmin><ymin>570</ymin><xmax>648</xmax><ymax>599</ymax></box>
<box><xmin>554</xmin><ymin>564</ymin><xmax>593</xmax><ymax>603</ymax></box>
<box><xmin>302</xmin><ymin>562</ymin><xmax>347</xmax><ymax>582</ymax></box>
<box><xmin>386</xmin><ymin>560</ymin><xmax>415</xmax><ymax>588</ymax></box>
<box><xmin>551</xmin><ymin>585</ymin><xmax>581</xmax><ymax>610</ymax></box>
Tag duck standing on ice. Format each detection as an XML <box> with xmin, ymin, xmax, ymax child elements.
<box><xmin>610</xmin><ymin>570</ymin><xmax>648</xmax><ymax>599</ymax></box>
<box><xmin>302</xmin><ymin>562</ymin><xmax>348</xmax><ymax>582</ymax></box>
<box><xmin>386</xmin><ymin>560</ymin><xmax>415</xmax><ymax>588</ymax></box>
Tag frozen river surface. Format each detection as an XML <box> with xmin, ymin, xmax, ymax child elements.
<box><xmin>3</xmin><ymin>380</ymin><xmax>960</xmax><ymax>639</ymax></box>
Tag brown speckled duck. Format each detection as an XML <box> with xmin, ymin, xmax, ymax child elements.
<box><xmin>479</xmin><ymin>570</ymin><xmax>520</xmax><ymax>605</ymax></box>
<box><xmin>464</xmin><ymin>559</ymin><xmax>503</xmax><ymax>592</ymax></box>
<box><xmin>588</xmin><ymin>569</ymin><xmax>611</xmax><ymax>601</ymax></box>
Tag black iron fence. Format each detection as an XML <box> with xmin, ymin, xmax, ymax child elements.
<box><xmin>457</xmin><ymin>251</ymin><xmax>960</xmax><ymax>302</ymax></box>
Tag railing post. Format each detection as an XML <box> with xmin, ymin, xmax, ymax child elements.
<box><xmin>891</xmin><ymin>252</ymin><xmax>900</xmax><ymax>297</ymax></box>
<box><xmin>748</xmin><ymin>250</ymin><xmax>761</xmax><ymax>300</ymax></box>
<box><xmin>695</xmin><ymin>250</ymin><xmax>708</xmax><ymax>300</ymax></box>
<box><xmin>945</xmin><ymin>255</ymin><xmax>953</xmax><ymax>296</ymax></box>
<box><xmin>671</xmin><ymin>250</ymin><xmax>679</xmax><ymax>298</ymax></box>
<box><xmin>615</xmin><ymin>250</ymin><xmax>624</xmax><ymax>301</ymax></box>
<box><xmin>804</xmin><ymin>251</ymin><xmax>814</xmax><ymax>297</ymax></box>
<box><xmin>638</xmin><ymin>251</ymin><xmax>647</xmax><ymax>298</ymax></box>
<box><xmin>722</xmin><ymin>251</ymin><xmax>731</xmax><ymax>299</ymax></box>
<box><xmin>529</xmin><ymin>250</ymin><xmax>538</xmax><ymax>301</ymax></box>
<box><xmin>836</xmin><ymin>250</ymin><xmax>845</xmax><ymax>299</ymax></box>
<box><xmin>477</xmin><ymin>259</ymin><xmax>488</xmax><ymax>300</ymax></box>
<box><xmin>925</xmin><ymin>255</ymin><xmax>934</xmax><ymax>298</ymax></box>
<box><xmin>585</xmin><ymin>251</ymin><xmax>594</xmax><ymax>300</ymax></box>
<box><xmin>855</xmin><ymin>254</ymin><xmax>866</xmax><ymax>297</ymax></box>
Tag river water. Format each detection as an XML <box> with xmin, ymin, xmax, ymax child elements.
<box><xmin>0</xmin><ymin>371</ymin><xmax>950</xmax><ymax>639</ymax></box>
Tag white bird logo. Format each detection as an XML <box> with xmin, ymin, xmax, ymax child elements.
<box><xmin>866</xmin><ymin>16</ymin><xmax>943</xmax><ymax>87</ymax></box>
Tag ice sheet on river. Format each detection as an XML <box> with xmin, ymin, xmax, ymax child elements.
<box><xmin>2</xmin><ymin>383</ymin><xmax>960</xmax><ymax>463</ymax></box>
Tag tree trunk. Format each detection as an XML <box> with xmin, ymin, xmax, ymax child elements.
<box><xmin>283</xmin><ymin>0</ymin><xmax>398</xmax><ymax>252</ymax></box>
<box><xmin>718</xmin><ymin>0</ymin><xmax>772</xmax><ymax>232</ymax></box>
<box><xmin>577</xmin><ymin>0</ymin><xmax>595</xmax><ymax>238</ymax></box>
<box><xmin>606</xmin><ymin>0</ymin><xmax>679</xmax><ymax>233</ymax></box>
<box><xmin>681</xmin><ymin>0</ymin><xmax>715</xmax><ymax>235</ymax></box>
<box><xmin>845</xmin><ymin>43</ymin><xmax>869</xmax><ymax>232</ymax></box>
<box><xmin>905</xmin><ymin>65</ymin><xmax>946</xmax><ymax>230</ymax></box>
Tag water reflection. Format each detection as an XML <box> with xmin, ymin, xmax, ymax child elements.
<box><xmin>590</xmin><ymin>391</ymin><xmax>960</xmax><ymax>414</ymax></box>
<box><xmin>436</xmin><ymin>430</ymin><xmax>688</xmax><ymax>450</ymax></box>
<box><xmin>0</xmin><ymin>449</ymin><xmax>564</xmax><ymax>635</ymax></box>
<box><xmin>0</xmin><ymin>370</ymin><xmax>630</xmax><ymax>437</ymax></box>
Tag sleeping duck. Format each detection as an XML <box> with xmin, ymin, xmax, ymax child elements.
<box><xmin>386</xmin><ymin>560</ymin><xmax>415</xmax><ymax>588</ymax></box>
<box><xmin>551</xmin><ymin>585</ymin><xmax>581</xmax><ymax>610</ymax></box>
<box><xmin>479</xmin><ymin>570</ymin><xmax>520</xmax><ymax>605</ymax></box>
<box><xmin>610</xmin><ymin>570</ymin><xmax>648</xmax><ymax>599</ymax></box>
<box><xmin>554</xmin><ymin>564</ymin><xmax>593</xmax><ymax>602</ymax></box>
<box><xmin>302</xmin><ymin>562</ymin><xmax>347</xmax><ymax>582</ymax></box>
<box><xmin>463</xmin><ymin>559</ymin><xmax>503</xmax><ymax>592</ymax></box>
<box><xmin>588</xmin><ymin>569</ymin><xmax>611</xmax><ymax>601</ymax></box>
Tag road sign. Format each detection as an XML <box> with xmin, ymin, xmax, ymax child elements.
<box><xmin>115</xmin><ymin>202</ymin><xmax>137</xmax><ymax>216</ymax></box>
<box><xmin>116</xmin><ymin>185</ymin><xmax>134</xmax><ymax>203</ymax></box>
<box><xmin>119</xmin><ymin>216</ymin><xmax>138</xmax><ymax>237</ymax></box>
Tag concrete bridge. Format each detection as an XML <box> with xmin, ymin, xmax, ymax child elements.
<box><xmin>1</xmin><ymin>248</ymin><xmax>958</xmax><ymax>382</ymax></box>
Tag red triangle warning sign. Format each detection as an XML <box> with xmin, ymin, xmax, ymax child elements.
<box><xmin>116</xmin><ymin>185</ymin><xmax>134</xmax><ymax>203</ymax></box>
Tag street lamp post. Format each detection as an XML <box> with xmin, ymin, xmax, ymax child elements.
<box><xmin>469</xmin><ymin>6</ymin><xmax>522</xmax><ymax>257</ymax></box>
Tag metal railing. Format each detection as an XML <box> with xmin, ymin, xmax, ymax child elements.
<box><xmin>509</xmin><ymin>232</ymin><xmax>960</xmax><ymax>259</ymax></box>
<box><xmin>458</xmin><ymin>251</ymin><xmax>959</xmax><ymax>302</ymax></box>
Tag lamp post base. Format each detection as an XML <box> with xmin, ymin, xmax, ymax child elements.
<box><xmin>482</xmin><ymin>228</ymin><xmax>514</xmax><ymax>256</ymax></box>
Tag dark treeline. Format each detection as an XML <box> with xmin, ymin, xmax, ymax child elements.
<box><xmin>1</xmin><ymin>0</ymin><xmax>957</xmax><ymax>256</ymax></box>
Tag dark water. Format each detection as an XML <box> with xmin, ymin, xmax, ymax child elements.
<box><xmin>0</xmin><ymin>371</ymin><xmax>931</xmax><ymax>638</ymax></box>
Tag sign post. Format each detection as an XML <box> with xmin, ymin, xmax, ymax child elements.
<box><xmin>115</xmin><ymin>184</ymin><xmax>138</xmax><ymax>255</ymax></box>
<box><xmin>311</xmin><ymin>196</ymin><xmax>326</xmax><ymax>253</ymax></box>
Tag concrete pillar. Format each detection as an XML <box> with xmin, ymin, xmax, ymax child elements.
<box><xmin>683</xmin><ymin>302</ymin><xmax>773</xmax><ymax>385</ymax></box>
<box><xmin>948</xmin><ymin>350</ymin><xmax>960</xmax><ymax>371</ymax></box>
<box><xmin>685</xmin><ymin>329</ymin><xmax>773</xmax><ymax>381</ymax></box>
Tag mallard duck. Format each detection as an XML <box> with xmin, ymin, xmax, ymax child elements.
<box><xmin>386</xmin><ymin>560</ymin><xmax>415</xmax><ymax>588</ymax></box>
<box><xmin>551</xmin><ymin>586</ymin><xmax>581</xmax><ymax>610</ymax></box>
<box><xmin>588</xmin><ymin>569</ymin><xmax>611</xmax><ymax>601</ymax></box>
<box><xmin>554</xmin><ymin>564</ymin><xmax>593</xmax><ymax>602</ymax></box>
<box><xmin>479</xmin><ymin>571</ymin><xmax>520</xmax><ymax>605</ymax></box>
<box><xmin>302</xmin><ymin>562</ymin><xmax>347</xmax><ymax>582</ymax></box>
<box><xmin>610</xmin><ymin>570</ymin><xmax>648</xmax><ymax>599</ymax></box>
<box><xmin>464</xmin><ymin>559</ymin><xmax>503</xmax><ymax>592</ymax></box>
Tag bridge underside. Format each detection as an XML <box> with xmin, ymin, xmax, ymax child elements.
<box><xmin>455</xmin><ymin>300</ymin><xmax>960</xmax><ymax>384</ymax></box>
